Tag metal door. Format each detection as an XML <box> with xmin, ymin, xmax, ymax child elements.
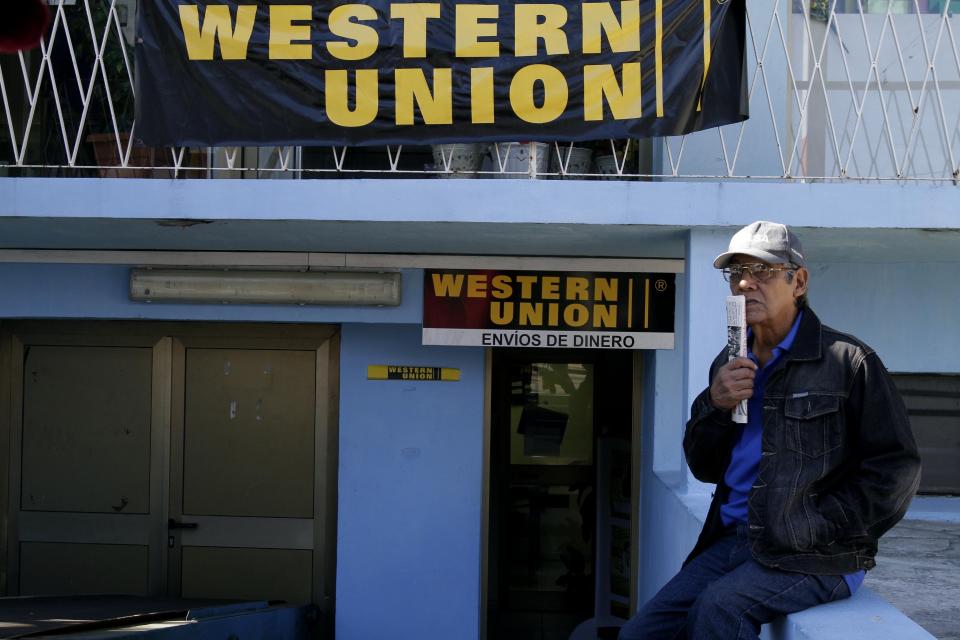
<box><xmin>167</xmin><ymin>337</ymin><xmax>334</xmax><ymax>605</ymax></box>
<box><xmin>5</xmin><ymin>330</ymin><xmax>171</xmax><ymax>596</ymax></box>
<box><xmin>2</xmin><ymin>322</ymin><xmax>337</xmax><ymax>614</ymax></box>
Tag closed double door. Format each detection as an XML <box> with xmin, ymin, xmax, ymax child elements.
<box><xmin>1</xmin><ymin>322</ymin><xmax>337</xmax><ymax>610</ymax></box>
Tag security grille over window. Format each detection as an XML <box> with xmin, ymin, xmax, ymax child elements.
<box><xmin>892</xmin><ymin>374</ymin><xmax>960</xmax><ymax>495</ymax></box>
<box><xmin>2</xmin><ymin>1</ymin><xmax>960</xmax><ymax>181</ymax></box>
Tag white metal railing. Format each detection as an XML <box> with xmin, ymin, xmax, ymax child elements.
<box><xmin>2</xmin><ymin>0</ymin><xmax>960</xmax><ymax>182</ymax></box>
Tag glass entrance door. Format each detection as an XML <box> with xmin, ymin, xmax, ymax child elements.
<box><xmin>488</xmin><ymin>350</ymin><xmax>634</xmax><ymax>640</ymax></box>
<box><xmin>506</xmin><ymin>361</ymin><xmax>595</xmax><ymax>616</ymax></box>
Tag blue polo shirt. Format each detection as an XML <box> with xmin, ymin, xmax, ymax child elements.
<box><xmin>719</xmin><ymin>311</ymin><xmax>864</xmax><ymax>594</ymax></box>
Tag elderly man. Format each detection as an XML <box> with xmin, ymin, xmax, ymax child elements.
<box><xmin>619</xmin><ymin>221</ymin><xmax>921</xmax><ymax>640</ymax></box>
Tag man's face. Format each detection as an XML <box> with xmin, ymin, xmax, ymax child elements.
<box><xmin>728</xmin><ymin>255</ymin><xmax>806</xmax><ymax>327</ymax></box>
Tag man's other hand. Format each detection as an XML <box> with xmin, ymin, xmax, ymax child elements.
<box><xmin>710</xmin><ymin>357</ymin><xmax>758</xmax><ymax>411</ymax></box>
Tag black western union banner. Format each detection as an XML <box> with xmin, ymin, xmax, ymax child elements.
<box><xmin>422</xmin><ymin>270</ymin><xmax>675</xmax><ymax>349</ymax></box>
<box><xmin>137</xmin><ymin>1</ymin><xmax>748</xmax><ymax>146</ymax></box>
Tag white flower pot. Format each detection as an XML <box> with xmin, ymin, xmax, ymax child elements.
<box><xmin>549</xmin><ymin>146</ymin><xmax>594</xmax><ymax>178</ymax></box>
<box><xmin>431</xmin><ymin>143</ymin><xmax>485</xmax><ymax>178</ymax></box>
<box><xmin>490</xmin><ymin>142</ymin><xmax>550</xmax><ymax>178</ymax></box>
<box><xmin>595</xmin><ymin>154</ymin><xmax>623</xmax><ymax>180</ymax></box>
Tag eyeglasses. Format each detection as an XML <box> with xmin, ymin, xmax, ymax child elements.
<box><xmin>722</xmin><ymin>263</ymin><xmax>795</xmax><ymax>284</ymax></box>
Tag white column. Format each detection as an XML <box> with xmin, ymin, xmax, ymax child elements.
<box><xmin>682</xmin><ymin>228</ymin><xmax>733</xmax><ymax>492</ymax></box>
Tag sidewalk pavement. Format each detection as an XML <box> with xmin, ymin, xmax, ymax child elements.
<box><xmin>867</xmin><ymin>518</ymin><xmax>960</xmax><ymax>640</ymax></box>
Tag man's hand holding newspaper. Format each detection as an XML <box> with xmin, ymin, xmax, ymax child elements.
<box><xmin>707</xmin><ymin>296</ymin><xmax>758</xmax><ymax>422</ymax></box>
<box><xmin>726</xmin><ymin>296</ymin><xmax>749</xmax><ymax>423</ymax></box>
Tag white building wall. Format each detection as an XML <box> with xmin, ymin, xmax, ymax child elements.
<box><xmin>812</xmin><ymin>261</ymin><xmax>960</xmax><ymax>374</ymax></box>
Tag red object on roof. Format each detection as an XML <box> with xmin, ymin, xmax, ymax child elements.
<box><xmin>0</xmin><ymin>0</ymin><xmax>52</xmax><ymax>54</ymax></box>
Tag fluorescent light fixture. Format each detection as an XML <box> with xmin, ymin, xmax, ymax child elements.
<box><xmin>130</xmin><ymin>269</ymin><xmax>401</xmax><ymax>306</ymax></box>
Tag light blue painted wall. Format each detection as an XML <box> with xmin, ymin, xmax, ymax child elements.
<box><xmin>336</xmin><ymin>324</ymin><xmax>485</xmax><ymax>640</ymax></box>
<box><xmin>682</xmin><ymin>230</ymin><xmax>730</xmax><ymax>412</ymax></box>
<box><xmin>1</xmin><ymin>236</ymin><xmax>954</xmax><ymax>640</ymax></box>
<box><xmin>681</xmin><ymin>230</ymin><xmax>730</xmax><ymax>493</ymax></box>
<box><xmin>810</xmin><ymin>262</ymin><xmax>960</xmax><ymax>374</ymax></box>
<box><xmin>655</xmin><ymin>232</ymin><xmax>960</xmax><ymax>495</ymax></box>
<box><xmin>0</xmin><ymin>263</ymin><xmax>489</xmax><ymax>640</ymax></box>
<box><xmin>639</xmin><ymin>346</ymin><xmax>708</xmax><ymax>605</ymax></box>
<box><xmin>0</xmin><ymin>264</ymin><xmax>423</xmax><ymax>323</ymax></box>
<box><xmin>659</xmin><ymin>0</ymin><xmax>790</xmax><ymax>179</ymax></box>
<box><xmin>638</xmin><ymin>470</ymin><xmax>711</xmax><ymax>605</ymax></box>
<box><xmin>652</xmin><ymin>273</ymin><xmax>686</xmax><ymax>474</ymax></box>
<box><xmin>640</xmin><ymin>229</ymin><xmax>726</xmax><ymax>602</ymax></box>
<box><xmin>5</xmin><ymin>177</ymin><xmax>960</xmax><ymax>230</ymax></box>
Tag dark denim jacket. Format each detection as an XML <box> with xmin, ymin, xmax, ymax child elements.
<box><xmin>683</xmin><ymin>308</ymin><xmax>921</xmax><ymax>575</ymax></box>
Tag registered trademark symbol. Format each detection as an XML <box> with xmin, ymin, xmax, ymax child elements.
<box><xmin>655</xmin><ymin>279</ymin><xmax>668</xmax><ymax>292</ymax></box>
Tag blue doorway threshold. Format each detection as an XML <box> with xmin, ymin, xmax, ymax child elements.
<box><xmin>0</xmin><ymin>596</ymin><xmax>321</xmax><ymax>639</ymax></box>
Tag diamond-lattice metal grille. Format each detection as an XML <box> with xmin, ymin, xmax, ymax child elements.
<box><xmin>1</xmin><ymin>0</ymin><xmax>959</xmax><ymax>181</ymax></box>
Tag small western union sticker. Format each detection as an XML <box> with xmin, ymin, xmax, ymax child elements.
<box><xmin>368</xmin><ymin>365</ymin><xmax>461</xmax><ymax>382</ymax></box>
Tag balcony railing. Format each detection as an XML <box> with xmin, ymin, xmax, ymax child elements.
<box><xmin>2</xmin><ymin>1</ymin><xmax>960</xmax><ymax>182</ymax></box>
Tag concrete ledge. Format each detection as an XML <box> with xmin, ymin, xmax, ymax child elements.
<box><xmin>907</xmin><ymin>496</ymin><xmax>960</xmax><ymax>523</ymax></box>
<box><xmin>4</xmin><ymin>177</ymin><xmax>960</xmax><ymax>228</ymax></box>
<box><xmin>763</xmin><ymin>588</ymin><xmax>934</xmax><ymax>640</ymax></box>
<box><xmin>669</xmin><ymin>489</ymin><xmax>935</xmax><ymax>640</ymax></box>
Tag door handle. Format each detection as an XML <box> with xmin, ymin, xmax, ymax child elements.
<box><xmin>168</xmin><ymin>518</ymin><xmax>199</xmax><ymax>530</ymax></box>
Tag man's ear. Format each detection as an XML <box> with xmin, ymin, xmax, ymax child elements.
<box><xmin>793</xmin><ymin>267</ymin><xmax>809</xmax><ymax>300</ymax></box>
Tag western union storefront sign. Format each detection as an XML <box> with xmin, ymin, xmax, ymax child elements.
<box><xmin>422</xmin><ymin>270</ymin><xmax>675</xmax><ymax>349</ymax></box>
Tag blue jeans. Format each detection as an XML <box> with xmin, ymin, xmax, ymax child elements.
<box><xmin>619</xmin><ymin>527</ymin><xmax>851</xmax><ymax>640</ymax></box>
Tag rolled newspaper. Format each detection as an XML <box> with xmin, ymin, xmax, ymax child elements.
<box><xmin>726</xmin><ymin>295</ymin><xmax>748</xmax><ymax>424</ymax></box>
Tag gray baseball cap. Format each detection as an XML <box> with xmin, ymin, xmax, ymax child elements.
<box><xmin>713</xmin><ymin>221</ymin><xmax>806</xmax><ymax>269</ymax></box>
